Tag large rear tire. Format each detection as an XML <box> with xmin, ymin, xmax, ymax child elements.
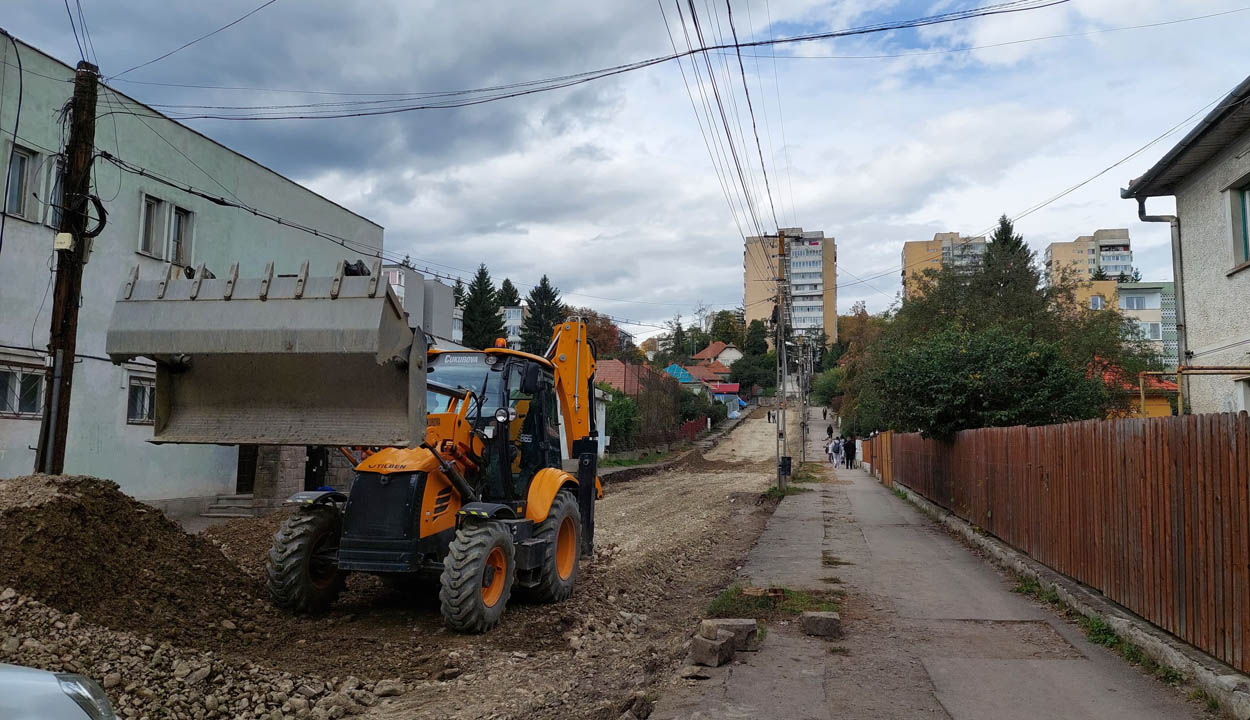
<box><xmin>266</xmin><ymin>505</ymin><xmax>346</xmax><ymax>613</ymax></box>
<box><xmin>526</xmin><ymin>490</ymin><xmax>581</xmax><ymax>603</ymax></box>
<box><xmin>439</xmin><ymin>522</ymin><xmax>515</xmax><ymax>633</ymax></box>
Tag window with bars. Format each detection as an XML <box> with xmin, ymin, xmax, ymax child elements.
<box><xmin>0</xmin><ymin>365</ymin><xmax>43</xmax><ymax>418</ymax></box>
<box><xmin>127</xmin><ymin>377</ymin><xmax>156</xmax><ymax>424</ymax></box>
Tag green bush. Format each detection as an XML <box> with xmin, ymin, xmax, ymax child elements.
<box><xmin>604</xmin><ymin>392</ymin><xmax>640</xmax><ymax>447</ymax></box>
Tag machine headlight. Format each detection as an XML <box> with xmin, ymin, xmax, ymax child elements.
<box><xmin>56</xmin><ymin>673</ymin><xmax>117</xmax><ymax>720</ymax></box>
<box><xmin>494</xmin><ymin>407</ymin><xmax>510</xmax><ymax>423</ymax></box>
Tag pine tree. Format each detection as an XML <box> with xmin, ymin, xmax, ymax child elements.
<box><xmin>1091</xmin><ymin>267</ymin><xmax>1110</xmax><ymax>281</ymax></box>
<box><xmin>462</xmin><ymin>264</ymin><xmax>505</xmax><ymax>349</ymax></box>
<box><xmin>520</xmin><ymin>275</ymin><xmax>564</xmax><ymax>354</ymax></box>
<box><xmin>743</xmin><ymin>319</ymin><xmax>768</xmax><ymax>356</ymax></box>
<box><xmin>662</xmin><ymin>315</ymin><xmax>689</xmax><ymax>363</ymax></box>
<box><xmin>452</xmin><ymin>278</ymin><xmax>465</xmax><ymax>307</ymax></box>
<box><xmin>497</xmin><ymin>278</ymin><xmax>521</xmax><ymax>307</ymax></box>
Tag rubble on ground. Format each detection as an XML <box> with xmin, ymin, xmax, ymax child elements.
<box><xmin>0</xmin><ymin>589</ymin><xmax>380</xmax><ymax>718</ymax></box>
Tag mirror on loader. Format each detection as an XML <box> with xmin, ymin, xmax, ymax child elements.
<box><xmin>105</xmin><ymin>260</ymin><xmax>426</xmax><ymax>447</ymax></box>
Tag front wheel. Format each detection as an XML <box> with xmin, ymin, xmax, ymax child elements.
<box><xmin>525</xmin><ymin>491</ymin><xmax>581</xmax><ymax>603</ymax></box>
<box><xmin>439</xmin><ymin>522</ymin><xmax>516</xmax><ymax>633</ymax></box>
<box><xmin>266</xmin><ymin>505</ymin><xmax>346</xmax><ymax>613</ymax></box>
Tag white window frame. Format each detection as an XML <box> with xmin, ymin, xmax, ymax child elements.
<box><xmin>0</xmin><ymin>364</ymin><xmax>44</xmax><ymax>419</ymax></box>
<box><xmin>1121</xmin><ymin>295</ymin><xmax>1146</xmax><ymax>310</ymax></box>
<box><xmin>170</xmin><ymin>205</ymin><xmax>194</xmax><ymax>266</ymax></box>
<box><xmin>139</xmin><ymin>194</ymin><xmax>167</xmax><ymax>258</ymax></box>
<box><xmin>1089</xmin><ymin>295</ymin><xmax>1105</xmax><ymax>310</ymax></box>
<box><xmin>126</xmin><ymin>375</ymin><xmax>156</xmax><ymax>425</ymax></box>
<box><xmin>5</xmin><ymin>144</ymin><xmax>37</xmax><ymax>220</ymax></box>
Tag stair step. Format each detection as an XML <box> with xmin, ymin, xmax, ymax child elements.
<box><xmin>212</xmin><ymin>497</ymin><xmax>257</xmax><ymax>508</ymax></box>
<box><xmin>200</xmin><ymin>510</ymin><xmax>257</xmax><ymax>519</ymax></box>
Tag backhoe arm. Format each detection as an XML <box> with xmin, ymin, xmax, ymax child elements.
<box><xmin>545</xmin><ymin>319</ymin><xmax>597</xmax><ymax>457</ymax></box>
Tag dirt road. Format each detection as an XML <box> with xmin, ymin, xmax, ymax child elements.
<box><xmin>1</xmin><ymin>415</ymin><xmax>779</xmax><ymax>719</ymax></box>
<box><xmin>363</xmin><ymin>417</ymin><xmax>776</xmax><ymax>719</ymax></box>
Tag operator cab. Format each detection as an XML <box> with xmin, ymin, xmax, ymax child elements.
<box><xmin>426</xmin><ymin>351</ymin><xmax>561</xmax><ymax>503</ymax></box>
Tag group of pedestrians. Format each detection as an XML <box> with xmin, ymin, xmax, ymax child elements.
<box><xmin>823</xmin><ymin>423</ymin><xmax>856</xmax><ymax>469</ymax></box>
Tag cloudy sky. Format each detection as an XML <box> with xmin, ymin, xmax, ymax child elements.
<box><xmin>7</xmin><ymin>0</ymin><xmax>1249</xmax><ymax>340</ymax></box>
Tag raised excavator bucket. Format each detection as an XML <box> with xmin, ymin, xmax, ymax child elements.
<box><xmin>105</xmin><ymin>260</ymin><xmax>425</xmax><ymax>447</ymax></box>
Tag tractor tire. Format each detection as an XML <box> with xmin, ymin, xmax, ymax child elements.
<box><xmin>439</xmin><ymin>522</ymin><xmax>516</xmax><ymax>633</ymax></box>
<box><xmin>525</xmin><ymin>490</ymin><xmax>581</xmax><ymax>603</ymax></box>
<box><xmin>266</xmin><ymin>505</ymin><xmax>346</xmax><ymax>613</ymax></box>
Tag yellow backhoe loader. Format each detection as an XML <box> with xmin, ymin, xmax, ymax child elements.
<box><xmin>106</xmin><ymin>260</ymin><xmax>600</xmax><ymax>632</ymax></box>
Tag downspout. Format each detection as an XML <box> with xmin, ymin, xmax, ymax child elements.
<box><xmin>1135</xmin><ymin>197</ymin><xmax>1188</xmax><ymax>412</ymax></box>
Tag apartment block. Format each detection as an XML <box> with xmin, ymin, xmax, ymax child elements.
<box><xmin>900</xmin><ymin>232</ymin><xmax>987</xmax><ymax>298</ymax></box>
<box><xmin>744</xmin><ymin>228</ymin><xmax>837</xmax><ymax>341</ymax></box>
<box><xmin>1118</xmin><ymin>281</ymin><xmax>1179</xmax><ymax>371</ymax></box>
<box><xmin>1043</xmin><ymin>229</ymin><xmax>1135</xmax><ymax>284</ymax></box>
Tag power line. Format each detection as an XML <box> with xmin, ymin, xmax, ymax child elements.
<box><xmin>75</xmin><ymin>0</ymin><xmax>99</xmax><ymax>68</ymax></box>
<box><xmin>763</xmin><ymin>0</ymin><xmax>796</xmax><ymax>226</ymax></box>
<box><xmin>726</xmin><ymin>0</ymin><xmax>779</xmax><ymax>230</ymax></box>
<box><xmin>96</xmin><ymin>0</ymin><xmax>1071</xmax><ymax>122</ymax></box>
<box><xmin>110</xmin><ymin>0</ymin><xmax>283</xmax><ymax>80</ymax></box>
<box><xmin>732</xmin><ymin>7</ymin><xmax>1250</xmax><ymax>62</ymax></box>
<box><xmin>61</xmin><ymin>0</ymin><xmax>85</xmax><ymax>62</ymax></box>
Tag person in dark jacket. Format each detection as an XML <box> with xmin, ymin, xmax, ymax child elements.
<box><xmin>844</xmin><ymin>436</ymin><xmax>857</xmax><ymax>469</ymax></box>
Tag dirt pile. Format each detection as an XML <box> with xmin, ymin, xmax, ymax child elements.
<box><xmin>204</xmin><ymin>511</ymin><xmax>290</xmax><ymax>580</ymax></box>
<box><xmin>0</xmin><ymin>589</ymin><xmax>386</xmax><ymax>718</ymax></box>
<box><xmin>0</xmin><ymin>475</ymin><xmax>261</xmax><ymax>647</ymax></box>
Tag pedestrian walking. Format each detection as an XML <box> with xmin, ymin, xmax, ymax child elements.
<box><xmin>844</xmin><ymin>436</ymin><xmax>857</xmax><ymax>469</ymax></box>
<box><xmin>825</xmin><ymin>424</ymin><xmax>833</xmax><ymax>440</ymax></box>
<box><xmin>831</xmin><ymin>438</ymin><xmax>842</xmax><ymax>466</ymax></box>
<box><xmin>822</xmin><ymin>408</ymin><xmax>827</xmax><ymax>420</ymax></box>
<box><xmin>825</xmin><ymin>437</ymin><xmax>836</xmax><ymax>464</ymax></box>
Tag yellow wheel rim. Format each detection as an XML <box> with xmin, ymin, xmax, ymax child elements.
<box><xmin>482</xmin><ymin>546</ymin><xmax>507</xmax><ymax>607</ymax></box>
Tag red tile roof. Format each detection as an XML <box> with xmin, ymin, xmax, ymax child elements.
<box><xmin>598</xmin><ymin>359</ymin><xmax>628</xmax><ymax>393</ymax></box>
<box><xmin>702</xmin><ymin>360</ymin><xmax>731</xmax><ymax>376</ymax></box>
<box><xmin>709</xmin><ymin>383</ymin><xmax>740</xmax><ymax>394</ymax></box>
<box><xmin>684</xmin><ymin>364</ymin><xmax>721</xmax><ymax>382</ymax></box>
<box><xmin>693</xmin><ymin>341</ymin><xmax>728</xmax><ymax>360</ymax></box>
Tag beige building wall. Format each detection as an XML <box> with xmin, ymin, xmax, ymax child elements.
<box><xmin>1072</xmin><ymin>280</ymin><xmax>1119</xmax><ymax>311</ymax></box>
<box><xmin>1045</xmin><ymin>238</ymin><xmax>1094</xmax><ymax>284</ymax></box>
<box><xmin>744</xmin><ymin>235</ymin><xmax>778</xmax><ymax>331</ymax></box>
<box><xmin>901</xmin><ymin>232</ymin><xmax>986</xmax><ymax>298</ymax></box>
<box><xmin>821</xmin><ymin>238</ymin><xmax>838</xmax><ymax>342</ymax></box>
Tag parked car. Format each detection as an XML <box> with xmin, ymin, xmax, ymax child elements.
<box><xmin>0</xmin><ymin>663</ymin><xmax>117</xmax><ymax>719</ymax></box>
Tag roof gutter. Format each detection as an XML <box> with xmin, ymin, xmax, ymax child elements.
<box><xmin>1133</xmin><ymin>197</ymin><xmax>1189</xmax><ymax>412</ymax></box>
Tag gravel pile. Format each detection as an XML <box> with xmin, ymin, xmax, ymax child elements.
<box><xmin>0</xmin><ymin>588</ymin><xmax>403</xmax><ymax>718</ymax></box>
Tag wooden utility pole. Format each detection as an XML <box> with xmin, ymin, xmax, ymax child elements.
<box><xmin>776</xmin><ymin>229</ymin><xmax>789</xmax><ymax>491</ymax></box>
<box><xmin>34</xmin><ymin>61</ymin><xmax>98</xmax><ymax>474</ymax></box>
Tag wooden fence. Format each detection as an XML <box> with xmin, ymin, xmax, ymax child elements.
<box><xmin>882</xmin><ymin>413</ymin><xmax>1250</xmax><ymax>672</ymax></box>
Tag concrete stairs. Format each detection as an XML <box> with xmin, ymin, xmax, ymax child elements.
<box><xmin>201</xmin><ymin>493</ymin><xmax>258</xmax><ymax>519</ymax></box>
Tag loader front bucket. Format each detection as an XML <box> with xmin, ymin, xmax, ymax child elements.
<box><xmin>105</xmin><ymin>261</ymin><xmax>425</xmax><ymax>447</ymax></box>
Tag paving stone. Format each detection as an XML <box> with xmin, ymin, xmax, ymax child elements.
<box><xmin>691</xmin><ymin>629</ymin><xmax>735</xmax><ymax>667</ymax></box>
<box><xmin>698</xmin><ymin>618</ymin><xmax>761</xmax><ymax>651</ymax></box>
<box><xmin>799</xmin><ymin>611</ymin><xmax>842</xmax><ymax>638</ymax></box>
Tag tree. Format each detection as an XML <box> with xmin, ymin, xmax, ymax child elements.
<box><xmin>709</xmin><ymin>309</ymin><xmax>744</xmax><ymax>347</ymax></box>
<box><xmin>857</xmin><ymin>326</ymin><xmax>1108</xmax><ymax>440</ymax></box>
<box><xmin>661</xmin><ymin>315</ymin><xmax>689</xmax><ymax>364</ymax></box>
<box><xmin>687</xmin><ymin>324</ymin><xmax>710</xmax><ymax>357</ymax></box>
<box><xmin>1130</xmin><ymin>268</ymin><xmax>1142</xmax><ymax>282</ymax></box>
<box><xmin>497</xmin><ymin>278</ymin><xmax>521</xmax><ymax>307</ymax></box>
<box><xmin>810</xmin><ymin>366</ymin><xmax>844</xmax><ymax>407</ymax></box>
<box><xmin>569</xmin><ymin>306</ymin><xmax>619</xmax><ymax>356</ymax></box>
<box><xmin>452</xmin><ymin>278</ymin><xmax>465</xmax><ymax>307</ymax></box>
<box><xmin>1091</xmin><ymin>267</ymin><xmax>1110</xmax><ymax>281</ymax></box>
<box><xmin>729</xmin><ymin>351</ymin><xmax>776</xmax><ymax>391</ymax></box>
<box><xmin>520</xmin><ymin>275</ymin><xmax>564</xmax><ymax>353</ymax></box>
<box><xmin>461</xmin><ymin>264</ymin><xmax>504</xmax><ymax>350</ymax></box>
<box><xmin>602</xmin><ymin>389</ymin><xmax>640</xmax><ymax>448</ymax></box>
<box><xmin>743</xmin><ymin>319</ymin><xmax>768</xmax><ymax>356</ymax></box>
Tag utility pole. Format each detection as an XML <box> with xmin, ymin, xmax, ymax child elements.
<box><xmin>775</xmin><ymin>229</ymin><xmax>789</xmax><ymax>491</ymax></box>
<box><xmin>34</xmin><ymin>61</ymin><xmax>98</xmax><ymax>474</ymax></box>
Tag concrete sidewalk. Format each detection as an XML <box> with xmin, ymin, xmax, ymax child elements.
<box><xmin>653</xmin><ymin>409</ymin><xmax>1206</xmax><ymax>720</ymax></box>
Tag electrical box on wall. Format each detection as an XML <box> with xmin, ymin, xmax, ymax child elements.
<box><xmin>53</xmin><ymin>232</ymin><xmax>74</xmax><ymax>251</ymax></box>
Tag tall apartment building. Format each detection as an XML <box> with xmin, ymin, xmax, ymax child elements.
<box><xmin>743</xmin><ymin>228</ymin><xmax>837</xmax><ymax>341</ymax></box>
<box><xmin>900</xmin><ymin>232</ymin><xmax>987</xmax><ymax>298</ymax></box>
<box><xmin>1043</xmin><ymin>229</ymin><xmax>1135</xmax><ymax>284</ymax></box>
